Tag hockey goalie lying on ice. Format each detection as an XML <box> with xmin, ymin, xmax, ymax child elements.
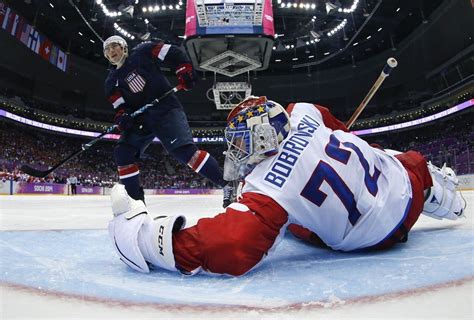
<box><xmin>107</xmin><ymin>96</ymin><xmax>466</xmax><ymax>276</ymax></box>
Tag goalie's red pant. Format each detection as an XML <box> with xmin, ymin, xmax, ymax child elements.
<box><xmin>173</xmin><ymin>150</ymin><xmax>432</xmax><ymax>276</ymax></box>
<box><xmin>173</xmin><ymin>192</ymin><xmax>288</xmax><ymax>276</ymax></box>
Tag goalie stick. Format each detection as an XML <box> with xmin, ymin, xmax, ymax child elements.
<box><xmin>346</xmin><ymin>57</ymin><xmax>398</xmax><ymax>129</ymax></box>
<box><xmin>21</xmin><ymin>85</ymin><xmax>183</xmax><ymax>178</ymax></box>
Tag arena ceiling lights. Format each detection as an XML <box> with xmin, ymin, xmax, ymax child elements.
<box><xmin>141</xmin><ymin>1</ymin><xmax>184</xmax><ymax>13</ymax></box>
<box><xmin>114</xmin><ymin>23</ymin><xmax>136</xmax><ymax>40</ymax></box>
<box><xmin>278</xmin><ymin>0</ymin><xmax>361</xmax><ymax>51</ymax></box>
<box><xmin>8</xmin><ymin>0</ymin><xmax>442</xmax><ymax>70</ymax></box>
<box><xmin>94</xmin><ymin>0</ymin><xmax>122</xmax><ymax>17</ymax></box>
<box><xmin>277</xmin><ymin>1</ymin><xmax>316</xmax><ymax>10</ymax></box>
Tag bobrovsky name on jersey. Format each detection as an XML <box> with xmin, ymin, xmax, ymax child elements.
<box><xmin>264</xmin><ymin>115</ymin><xmax>320</xmax><ymax>188</ymax></box>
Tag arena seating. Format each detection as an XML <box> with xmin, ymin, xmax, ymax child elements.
<box><xmin>1</xmin><ymin>93</ymin><xmax>472</xmax><ymax>189</ymax></box>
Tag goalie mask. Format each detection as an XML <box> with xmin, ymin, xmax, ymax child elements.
<box><xmin>103</xmin><ymin>35</ymin><xmax>128</xmax><ymax>66</ymax></box>
<box><xmin>224</xmin><ymin>96</ymin><xmax>291</xmax><ymax>180</ymax></box>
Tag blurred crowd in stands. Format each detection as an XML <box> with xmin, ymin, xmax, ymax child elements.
<box><xmin>1</xmin><ymin>89</ymin><xmax>472</xmax><ymax>189</ymax></box>
<box><xmin>2</xmin><ymin>84</ymin><xmax>471</xmax><ymax>139</ymax></box>
<box><xmin>352</xmin><ymin>90</ymin><xmax>473</xmax><ymax>129</ymax></box>
<box><xmin>365</xmin><ymin>114</ymin><xmax>473</xmax><ymax>174</ymax></box>
<box><xmin>0</xmin><ymin>120</ymin><xmax>225</xmax><ymax>189</ymax></box>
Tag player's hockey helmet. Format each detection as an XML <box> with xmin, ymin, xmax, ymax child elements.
<box><xmin>224</xmin><ymin>96</ymin><xmax>291</xmax><ymax>180</ymax></box>
<box><xmin>103</xmin><ymin>35</ymin><xmax>128</xmax><ymax>65</ymax></box>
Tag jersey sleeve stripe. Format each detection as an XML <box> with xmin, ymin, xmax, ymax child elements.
<box><xmin>118</xmin><ymin>164</ymin><xmax>140</xmax><ymax>179</ymax></box>
<box><xmin>314</xmin><ymin>104</ymin><xmax>349</xmax><ymax>132</ymax></box>
<box><xmin>152</xmin><ymin>43</ymin><xmax>171</xmax><ymax>61</ymax></box>
<box><xmin>112</xmin><ymin>97</ymin><xmax>125</xmax><ymax>109</ymax></box>
<box><xmin>108</xmin><ymin>91</ymin><xmax>125</xmax><ymax>109</ymax></box>
<box><xmin>287</xmin><ymin>102</ymin><xmax>348</xmax><ymax>132</ymax></box>
<box><xmin>188</xmin><ymin>150</ymin><xmax>209</xmax><ymax>172</ymax></box>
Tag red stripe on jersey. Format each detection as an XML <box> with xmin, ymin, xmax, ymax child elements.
<box><xmin>151</xmin><ymin>43</ymin><xmax>164</xmax><ymax>58</ymax></box>
<box><xmin>108</xmin><ymin>91</ymin><xmax>122</xmax><ymax>104</ymax></box>
<box><xmin>286</xmin><ymin>103</ymin><xmax>348</xmax><ymax>132</ymax></box>
<box><xmin>314</xmin><ymin>105</ymin><xmax>349</xmax><ymax>132</ymax></box>
<box><xmin>286</xmin><ymin>103</ymin><xmax>296</xmax><ymax>115</ymax></box>
<box><xmin>187</xmin><ymin>150</ymin><xmax>208</xmax><ymax>172</ymax></box>
<box><xmin>118</xmin><ymin>164</ymin><xmax>139</xmax><ymax>177</ymax></box>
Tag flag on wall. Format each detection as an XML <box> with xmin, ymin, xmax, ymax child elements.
<box><xmin>1</xmin><ymin>6</ymin><xmax>11</xmax><ymax>30</ymax></box>
<box><xmin>9</xmin><ymin>13</ymin><xmax>20</xmax><ymax>36</ymax></box>
<box><xmin>0</xmin><ymin>2</ymin><xmax>68</xmax><ymax>73</ymax></box>
<box><xmin>14</xmin><ymin>16</ymin><xmax>25</xmax><ymax>39</ymax></box>
<box><xmin>2</xmin><ymin>8</ymin><xmax>14</xmax><ymax>30</ymax></box>
<box><xmin>50</xmin><ymin>45</ymin><xmax>59</xmax><ymax>65</ymax></box>
<box><xmin>18</xmin><ymin>21</ymin><xmax>31</xmax><ymax>45</ymax></box>
<box><xmin>0</xmin><ymin>3</ymin><xmax>6</xmax><ymax>26</ymax></box>
<box><xmin>27</xmin><ymin>27</ymin><xmax>40</xmax><ymax>53</ymax></box>
<box><xmin>57</xmin><ymin>49</ymin><xmax>68</xmax><ymax>72</ymax></box>
<box><xmin>38</xmin><ymin>34</ymin><xmax>53</xmax><ymax>61</ymax></box>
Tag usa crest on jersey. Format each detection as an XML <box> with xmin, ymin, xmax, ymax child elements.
<box><xmin>126</xmin><ymin>71</ymin><xmax>146</xmax><ymax>93</ymax></box>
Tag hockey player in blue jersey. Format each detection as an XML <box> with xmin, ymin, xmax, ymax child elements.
<box><xmin>103</xmin><ymin>35</ymin><xmax>234</xmax><ymax>206</ymax></box>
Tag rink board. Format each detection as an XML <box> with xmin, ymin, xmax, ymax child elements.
<box><xmin>0</xmin><ymin>226</ymin><xmax>472</xmax><ymax>308</ymax></box>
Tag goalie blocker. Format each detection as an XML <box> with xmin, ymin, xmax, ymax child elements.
<box><xmin>108</xmin><ymin>184</ymin><xmax>186</xmax><ymax>273</ymax></box>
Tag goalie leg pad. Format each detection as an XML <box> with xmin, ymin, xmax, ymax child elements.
<box><xmin>137</xmin><ymin>214</ymin><xmax>186</xmax><ymax>272</ymax></box>
<box><xmin>108</xmin><ymin>184</ymin><xmax>150</xmax><ymax>273</ymax></box>
<box><xmin>422</xmin><ymin>163</ymin><xmax>466</xmax><ymax>220</ymax></box>
<box><xmin>108</xmin><ymin>184</ymin><xmax>187</xmax><ymax>273</ymax></box>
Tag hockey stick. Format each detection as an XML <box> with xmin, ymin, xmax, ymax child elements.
<box><xmin>345</xmin><ymin>57</ymin><xmax>398</xmax><ymax>129</ymax></box>
<box><xmin>21</xmin><ymin>85</ymin><xmax>183</xmax><ymax>178</ymax></box>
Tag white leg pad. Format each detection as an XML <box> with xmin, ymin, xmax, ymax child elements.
<box><xmin>137</xmin><ymin>214</ymin><xmax>186</xmax><ymax>272</ymax></box>
<box><xmin>422</xmin><ymin>162</ymin><xmax>466</xmax><ymax>220</ymax></box>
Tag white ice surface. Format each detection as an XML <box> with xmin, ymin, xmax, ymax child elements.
<box><xmin>0</xmin><ymin>192</ymin><xmax>473</xmax><ymax>320</ymax></box>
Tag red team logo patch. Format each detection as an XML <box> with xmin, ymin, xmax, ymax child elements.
<box><xmin>126</xmin><ymin>71</ymin><xmax>146</xmax><ymax>93</ymax></box>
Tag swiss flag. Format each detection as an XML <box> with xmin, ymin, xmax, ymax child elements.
<box><xmin>39</xmin><ymin>36</ymin><xmax>53</xmax><ymax>61</ymax></box>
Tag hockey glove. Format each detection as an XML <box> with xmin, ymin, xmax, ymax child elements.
<box><xmin>176</xmin><ymin>63</ymin><xmax>197</xmax><ymax>90</ymax></box>
<box><xmin>114</xmin><ymin>108</ymin><xmax>134</xmax><ymax>132</ymax></box>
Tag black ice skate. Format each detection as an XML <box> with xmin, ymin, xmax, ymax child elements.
<box><xmin>223</xmin><ymin>180</ymin><xmax>239</xmax><ymax>208</ymax></box>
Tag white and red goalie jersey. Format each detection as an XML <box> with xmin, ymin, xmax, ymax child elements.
<box><xmin>170</xmin><ymin>103</ymin><xmax>414</xmax><ymax>276</ymax></box>
<box><xmin>241</xmin><ymin>102</ymin><xmax>413</xmax><ymax>251</ymax></box>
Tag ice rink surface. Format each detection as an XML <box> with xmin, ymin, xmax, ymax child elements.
<box><xmin>0</xmin><ymin>192</ymin><xmax>473</xmax><ymax>320</ymax></box>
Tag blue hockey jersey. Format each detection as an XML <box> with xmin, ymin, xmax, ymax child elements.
<box><xmin>104</xmin><ymin>42</ymin><xmax>189</xmax><ymax>113</ymax></box>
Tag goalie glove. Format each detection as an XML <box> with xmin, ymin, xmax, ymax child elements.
<box><xmin>108</xmin><ymin>184</ymin><xmax>186</xmax><ymax>273</ymax></box>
